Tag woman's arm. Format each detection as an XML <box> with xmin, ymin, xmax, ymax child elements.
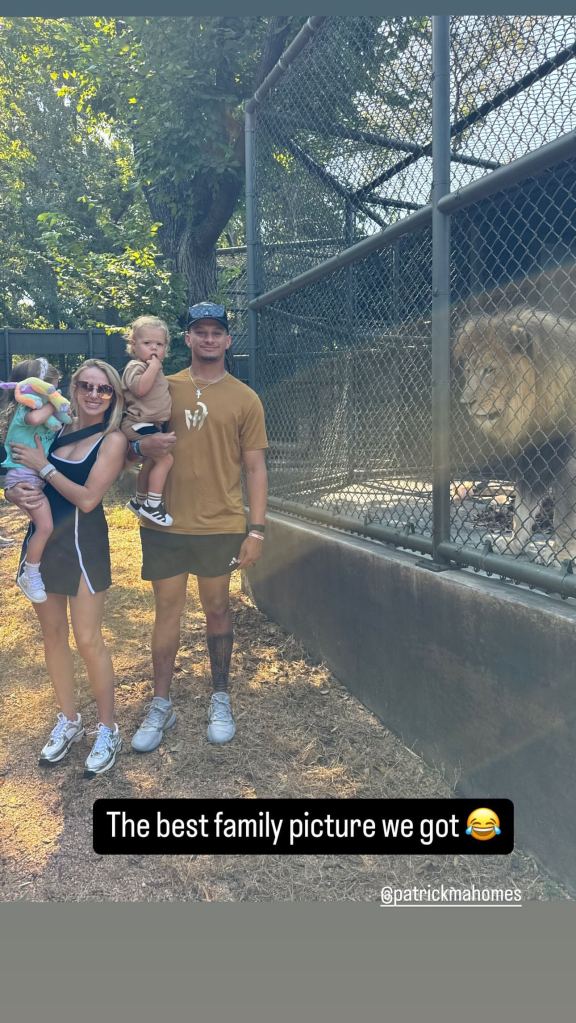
<box><xmin>4</xmin><ymin>482</ymin><xmax>47</xmax><ymax>511</ymax></box>
<box><xmin>10</xmin><ymin>431</ymin><xmax>128</xmax><ymax>513</ymax></box>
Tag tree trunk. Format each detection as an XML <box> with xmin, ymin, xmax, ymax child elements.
<box><xmin>178</xmin><ymin>242</ymin><xmax>218</xmax><ymax>305</ymax></box>
<box><xmin>140</xmin><ymin>19</ymin><xmax>298</xmax><ymax>303</ymax></box>
<box><xmin>146</xmin><ymin>170</ymin><xmax>242</xmax><ymax>304</ymax></box>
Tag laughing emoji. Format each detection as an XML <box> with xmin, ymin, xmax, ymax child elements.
<box><xmin>466</xmin><ymin>808</ymin><xmax>501</xmax><ymax>841</ymax></box>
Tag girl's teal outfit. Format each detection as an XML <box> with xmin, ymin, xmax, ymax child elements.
<box><xmin>2</xmin><ymin>404</ymin><xmax>54</xmax><ymax>472</ymax></box>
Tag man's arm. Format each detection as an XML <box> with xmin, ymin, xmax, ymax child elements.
<box><xmin>243</xmin><ymin>448</ymin><xmax>268</xmax><ymax>527</ymax></box>
<box><xmin>235</xmin><ymin>448</ymin><xmax>268</xmax><ymax>570</ymax></box>
<box><xmin>129</xmin><ymin>432</ymin><xmax>177</xmax><ymax>462</ymax></box>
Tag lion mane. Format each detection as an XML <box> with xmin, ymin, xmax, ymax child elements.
<box><xmin>453</xmin><ymin>309</ymin><xmax>576</xmax><ymax>563</ymax></box>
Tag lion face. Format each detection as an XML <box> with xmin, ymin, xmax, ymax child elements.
<box><xmin>452</xmin><ymin>309</ymin><xmax>576</xmax><ymax>563</ymax></box>
<box><xmin>454</xmin><ymin>322</ymin><xmax>537</xmax><ymax>450</ymax></box>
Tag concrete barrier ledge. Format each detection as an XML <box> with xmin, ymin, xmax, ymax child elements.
<box><xmin>246</xmin><ymin>512</ymin><xmax>576</xmax><ymax>891</ymax></box>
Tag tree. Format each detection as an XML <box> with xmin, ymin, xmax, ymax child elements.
<box><xmin>0</xmin><ymin>16</ymin><xmax>179</xmax><ymax>330</ymax></box>
<box><xmin>63</xmin><ymin>16</ymin><xmax>299</xmax><ymax>301</ymax></box>
<box><xmin>0</xmin><ymin>15</ymin><xmax>299</xmax><ymax>330</ymax></box>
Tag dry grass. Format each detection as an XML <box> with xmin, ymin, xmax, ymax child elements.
<box><xmin>0</xmin><ymin>500</ymin><xmax>570</xmax><ymax>902</ymax></box>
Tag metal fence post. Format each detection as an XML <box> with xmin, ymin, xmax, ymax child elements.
<box><xmin>245</xmin><ymin>101</ymin><xmax>259</xmax><ymax>392</ymax></box>
<box><xmin>431</xmin><ymin>16</ymin><xmax>452</xmax><ymax>563</ymax></box>
<box><xmin>344</xmin><ymin>199</ymin><xmax>357</xmax><ymax>481</ymax></box>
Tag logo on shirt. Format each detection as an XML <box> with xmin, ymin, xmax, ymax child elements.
<box><xmin>184</xmin><ymin>401</ymin><xmax>208</xmax><ymax>431</ymax></box>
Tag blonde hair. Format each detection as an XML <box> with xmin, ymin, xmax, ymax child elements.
<box><xmin>70</xmin><ymin>359</ymin><xmax>124</xmax><ymax>435</ymax></box>
<box><xmin>125</xmin><ymin>315</ymin><xmax>170</xmax><ymax>356</ymax></box>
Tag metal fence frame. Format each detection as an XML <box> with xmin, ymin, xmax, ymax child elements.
<box><xmin>244</xmin><ymin>15</ymin><xmax>576</xmax><ymax>599</ymax></box>
<box><xmin>0</xmin><ymin>328</ymin><xmax>126</xmax><ymax>386</ymax></box>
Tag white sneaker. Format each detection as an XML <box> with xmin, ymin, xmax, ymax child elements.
<box><xmin>17</xmin><ymin>564</ymin><xmax>47</xmax><ymax>603</ymax></box>
<box><xmin>84</xmin><ymin>723</ymin><xmax>122</xmax><ymax>777</ymax></box>
<box><xmin>207</xmin><ymin>692</ymin><xmax>236</xmax><ymax>744</ymax></box>
<box><xmin>139</xmin><ymin>501</ymin><xmax>173</xmax><ymax>527</ymax></box>
<box><xmin>131</xmin><ymin>697</ymin><xmax>176</xmax><ymax>752</ymax></box>
<box><xmin>39</xmin><ymin>712</ymin><xmax>85</xmax><ymax>765</ymax></box>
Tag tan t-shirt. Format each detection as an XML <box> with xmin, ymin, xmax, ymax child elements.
<box><xmin>122</xmin><ymin>359</ymin><xmax>172</xmax><ymax>425</ymax></box>
<box><xmin>142</xmin><ymin>370</ymin><xmax>268</xmax><ymax>534</ymax></box>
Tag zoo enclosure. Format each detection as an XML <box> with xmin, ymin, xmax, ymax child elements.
<box><xmin>245</xmin><ymin>15</ymin><xmax>576</xmax><ymax>598</ymax></box>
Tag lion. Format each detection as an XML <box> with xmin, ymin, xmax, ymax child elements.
<box><xmin>453</xmin><ymin>309</ymin><xmax>576</xmax><ymax>565</ymax></box>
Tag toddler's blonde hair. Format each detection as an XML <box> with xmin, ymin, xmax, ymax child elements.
<box><xmin>125</xmin><ymin>315</ymin><xmax>170</xmax><ymax>356</ymax></box>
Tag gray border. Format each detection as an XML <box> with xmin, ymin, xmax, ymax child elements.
<box><xmin>2</xmin><ymin>4</ymin><xmax>576</xmax><ymax>1016</ymax></box>
<box><xmin>2</xmin><ymin>5</ymin><xmax>573</xmax><ymax>16</ymax></box>
<box><xmin>1</xmin><ymin>905</ymin><xmax>575</xmax><ymax>1018</ymax></box>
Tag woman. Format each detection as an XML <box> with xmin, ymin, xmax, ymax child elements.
<box><xmin>6</xmin><ymin>359</ymin><xmax>127</xmax><ymax>777</ymax></box>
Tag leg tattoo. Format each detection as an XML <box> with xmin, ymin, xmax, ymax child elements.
<box><xmin>207</xmin><ymin>632</ymin><xmax>234</xmax><ymax>693</ymax></box>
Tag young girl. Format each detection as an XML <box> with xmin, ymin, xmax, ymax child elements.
<box><xmin>121</xmin><ymin>315</ymin><xmax>173</xmax><ymax>526</ymax></box>
<box><xmin>1</xmin><ymin>358</ymin><xmax>64</xmax><ymax>603</ymax></box>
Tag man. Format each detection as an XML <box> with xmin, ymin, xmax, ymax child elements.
<box><xmin>130</xmin><ymin>302</ymin><xmax>268</xmax><ymax>750</ymax></box>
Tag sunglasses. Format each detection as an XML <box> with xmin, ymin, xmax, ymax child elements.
<box><xmin>76</xmin><ymin>380</ymin><xmax>114</xmax><ymax>399</ymax></box>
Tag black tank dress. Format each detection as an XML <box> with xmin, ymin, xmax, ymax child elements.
<box><xmin>18</xmin><ymin>425</ymin><xmax>112</xmax><ymax>596</ymax></box>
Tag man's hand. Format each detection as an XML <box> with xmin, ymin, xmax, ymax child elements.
<box><xmin>236</xmin><ymin>534</ymin><xmax>264</xmax><ymax>570</ymax></box>
<box><xmin>138</xmin><ymin>431</ymin><xmax>177</xmax><ymax>458</ymax></box>
<box><xmin>4</xmin><ymin>481</ymin><xmax>47</xmax><ymax>512</ymax></box>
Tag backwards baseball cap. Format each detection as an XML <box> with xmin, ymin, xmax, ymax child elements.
<box><xmin>186</xmin><ymin>302</ymin><xmax>229</xmax><ymax>332</ymax></box>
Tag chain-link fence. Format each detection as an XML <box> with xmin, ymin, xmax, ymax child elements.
<box><xmin>245</xmin><ymin>15</ymin><xmax>576</xmax><ymax>597</ymax></box>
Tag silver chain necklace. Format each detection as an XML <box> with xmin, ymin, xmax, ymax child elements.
<box><xmin>188</xmin><ymin>367</ymin><xmax>227</xmax><ymax>399</ymax></box>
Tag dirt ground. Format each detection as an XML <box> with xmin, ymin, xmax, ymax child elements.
<box><xmin>0</xmin><ymin>500</ymin><xmax>570</xmax><ymax>902</ymax></box>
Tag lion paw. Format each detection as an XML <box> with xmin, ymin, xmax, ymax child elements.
<box><xmin>490</xmin><ymin>535</ymin><xmax>526</xmax><ymax>558</ymax></box>
<box><xmin>489</xmin><ymin>535</ymin><xmax>550</xmax><ymax>564</ymax></box>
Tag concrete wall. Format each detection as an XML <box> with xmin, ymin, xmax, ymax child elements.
<box><xmin>247</xmin><ymin>513</ymin><xmax>576</xmax><ymax>891</ymax></box>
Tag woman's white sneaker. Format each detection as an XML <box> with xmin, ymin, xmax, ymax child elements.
<box><xmin>84</xmin><ymin>723</ymin><xmax>122</xmax><ymax>778</ymax></box>
<box><xmin>39</xmin><ymin>712</ymin><xmax>85</xmax><ymax>765</ymax></box>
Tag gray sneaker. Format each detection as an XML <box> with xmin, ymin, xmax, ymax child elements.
<box><xmin>39</xmin><ymin>712</ymin><xmax>85</xmax><ymax>765</ymax></box>
<box><xmin>207</xmin><ymin>692</ymin><xmax>236</xmax><ymax>744</ymax></box>
<box><xmin>131</xmin><ymin>697</ymin><xmax>176</xmax><ymax>752</ymax></box>
<box><xmin>18</xmin><ymin>564</ymin><xmax>47</xmax><ymax>603</ymax></box>
<box><xmin>84</xmin><ymin>723</ymin><xmax>122</xmax><ymax>778</ymax></box>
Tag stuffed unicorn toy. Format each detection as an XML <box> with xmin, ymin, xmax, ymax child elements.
<box><xmin>0</xmin><ymin>375</ymin><xmax>72</xmax><ymax>431</ymax></box>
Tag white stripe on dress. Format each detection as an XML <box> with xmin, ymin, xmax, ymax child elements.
<box><xmin>74</xmin><ymin>507</ymin><xmax>95</xmax><ymax>594</ymax></box>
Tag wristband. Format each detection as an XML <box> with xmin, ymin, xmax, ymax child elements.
<box><xmin>249</xmin><ymin>523</ymin><xmax>266</xmax><ymax>533</ymax></box>
<box><xmin>130</xmin><ymin>439</ymin><xmax>142</xmax><ymax>457</ymax></box>
<box><xmin>248</xmin><ymin>531</ymin><xmax>264</xmax><ymax>541</ymax></box>
<box><xmin>40</xmin><ymin>464</ymin><xmax>57</xmax><ymax>480</ymax></box>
